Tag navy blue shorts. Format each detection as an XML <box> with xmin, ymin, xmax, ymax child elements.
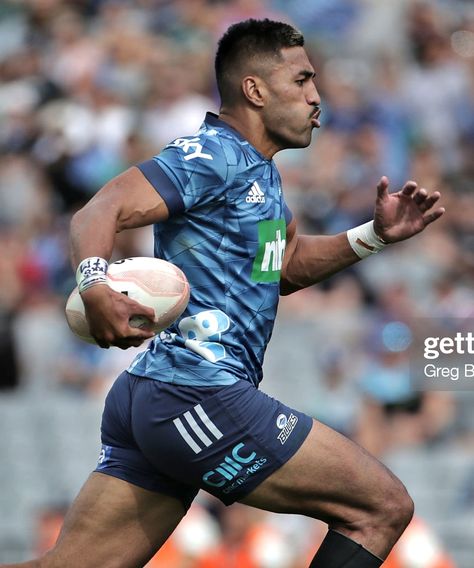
<box><xmin>95</xmin><ymin>371</ymin><xmax>313</xmax><ymax>509</ymax></box>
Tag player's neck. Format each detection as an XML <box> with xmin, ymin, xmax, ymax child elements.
<box><xmin>218</xmin><ymin>109</ymin><xmax>279</xmax><ymax>160</ymax></box>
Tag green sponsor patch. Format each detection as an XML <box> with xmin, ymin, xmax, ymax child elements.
<box><xmin>251</xmin><ymin>219</ymin><xmax>286</xmax><ymax>283</ymax></box>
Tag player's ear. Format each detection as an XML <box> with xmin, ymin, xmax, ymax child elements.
<box><xmin>241</xmin><ymin>75</ymin><xmax>266</xmax><ymax>108</ymax></box>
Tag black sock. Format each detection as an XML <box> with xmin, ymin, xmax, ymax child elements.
<box><xmin>309</xmin><ymin>529</ymin><xmax>383</xmax><ymax>568</ymax></box>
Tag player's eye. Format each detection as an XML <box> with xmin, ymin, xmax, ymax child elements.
<box><xmin>296</xmin><ymin>79</ymin><xmax>305</xmax><ymax>86</ymax></box>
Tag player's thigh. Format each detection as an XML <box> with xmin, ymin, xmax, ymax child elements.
<box><xmin>43</xmin><ymin>472</ymin><xmax>186</xmax><ymax>568</ymax></box>
<box><xmin>240</xmin><ymin>419</ymin><xmax>406</xmax><ymax>526</ymax></box>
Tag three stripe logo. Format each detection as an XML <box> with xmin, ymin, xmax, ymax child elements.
<box><xmin>173</xmin><ymin>404</ymin><xmax>223</xmax><ymax>454</ymax></box>
<box><xmin>246</xmin><ymin>181</ymin><xmax>265</xmax><ymax>204</ymax></box>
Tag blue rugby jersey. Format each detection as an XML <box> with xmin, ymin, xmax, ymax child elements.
<box><xmin>128</xmin><ymin>113</ymin><xmax>292</xmax><ymax>387</ymax></box>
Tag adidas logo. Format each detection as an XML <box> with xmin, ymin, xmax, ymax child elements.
<box><xmin>246</xmin><ymin>181</ymin><xmax>265</xmax><ymax>204</ymax></box>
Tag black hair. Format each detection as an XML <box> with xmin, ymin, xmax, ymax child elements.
<box><xmin>215</xmin><ymin>18</ymin><xmax>304</xmax><ymax>104</ymax></box>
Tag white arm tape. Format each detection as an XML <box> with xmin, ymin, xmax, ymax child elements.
<box><xmin>76</xmin><ymin>257</ymin><xmax>109</xmax><ymax>293</ymax></box>
<box><xmin>346</xmin><ymin>221</ymin><xmax>387</xmax><ymax>259</ymax></box>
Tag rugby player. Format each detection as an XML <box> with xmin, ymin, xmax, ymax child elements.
<box><xmin>5</xmin><ymin>19</ymin><xmax>445</xmax><ymax>568</ymax></box>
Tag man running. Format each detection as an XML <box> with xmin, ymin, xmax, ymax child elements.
<box><xmin>6</xmin><ymin>19</ymin><xmax>444</xmax><ymax>568</ymax></box>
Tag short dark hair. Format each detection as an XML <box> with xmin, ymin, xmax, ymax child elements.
<box><xmin>215</xmin><ymin>18</ymin><xmax>304</xmax><ymax>104</ymax></box>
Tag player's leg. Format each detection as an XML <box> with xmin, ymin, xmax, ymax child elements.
<box><xmin>133</xmin><ymin>376</ymin><xmax>411</xmax><ymax>564</ymax></box>
<box><xmin>2</xmin><ymin>472</ymin><xmax>187</xmax><ymax>568</ymax></box>
<box><xmin>240</xmin><ymin>420</ymin><xmax>414</xmax><ymax>565</ymax></box>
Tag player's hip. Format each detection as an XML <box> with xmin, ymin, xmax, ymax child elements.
<box><xmin>101</xmin><ymin>371</ymin><xmax>312</xmax><ymax>503</ymax></box>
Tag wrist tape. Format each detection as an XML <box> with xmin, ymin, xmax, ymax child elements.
<box><xmin>347</xmin><ymin>221</ymin><xmax>387</xmax><ymax>259</ymax></box>
<box><xmin>76</xmin><ymin>257</ymin><xmax>108</xmax><ymax>293</ymax></box>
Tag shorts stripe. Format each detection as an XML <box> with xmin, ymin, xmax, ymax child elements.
<box><xmin>183</xmin><ymin>411</ymin><xmax>213</xmax><ymax>447</ymax></box>
<box><xmin>195</xmin><ymin>404</ymin><xmax>223</xmax><ymax>440</ymax></box>
<box><xmin>173</xmin><ymin>417</ymin><xmax>202</xmax><ymax>454</ymax></box>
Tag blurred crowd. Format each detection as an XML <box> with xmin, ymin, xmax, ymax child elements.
<box><xmin>1</xmin><ymin>0</ymin><xmax>474</xmax><ymax>565</ymax></box>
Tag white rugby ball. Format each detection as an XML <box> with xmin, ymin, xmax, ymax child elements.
<box><xmin>65</xmin><ymin>257</ymin><xmax>190</xmax><ymax>344</ymax></box>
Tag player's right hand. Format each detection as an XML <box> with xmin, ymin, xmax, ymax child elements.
<box><xmin>80</xmin><ymin>285</ymin><xmax>156</xmax><ymax>349</ymax></box>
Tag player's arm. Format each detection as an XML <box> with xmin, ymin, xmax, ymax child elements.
<box><xmin>70</xmin><ymin>167</ymin><xmax>169</xmax><ymax>265</ymax></box>
<box><xmin>280</xmin><ymin>177</ymin><xmax>445</xmax><ymax>295</ymax></box>
<box><xmin>280</xmin><ymin>220</ymin><xmax>359</xmax><ymax>295</ymax></box>
<box><xmin>70</xmin><ymin>167</ymin><xmax>170</xmax><ymax>349</ymax></box>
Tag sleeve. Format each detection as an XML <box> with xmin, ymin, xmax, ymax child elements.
<box><xmin>137</xmin><ymin>135</ymin><xmax>232</xmax><ymax>217</ymax></box>
<box><xmin>284</xmin><ymin>203</ymin><xmax>293</xmax><ymax>225</ymax></box>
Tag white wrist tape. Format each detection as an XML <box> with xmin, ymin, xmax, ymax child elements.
<box><xmin>76</xmin><ymin>257</ymin><xmax>108</xmax><ymax>293</ymax></box>
<box><xmin>346</xmin><ymin>221</ymin><xmax>387</xmax><ymax>259</ymax></box>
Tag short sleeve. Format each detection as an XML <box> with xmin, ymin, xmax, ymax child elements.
<box><xmin>137</xmin><ymin>135</ymin><xmax>231</xmax><ymax>217</ymax></box>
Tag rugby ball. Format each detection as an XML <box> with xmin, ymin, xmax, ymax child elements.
<box><xmin>65</xmin><ymin>257</ymin><xmax>190</xmax><ymax>344</ymax></box>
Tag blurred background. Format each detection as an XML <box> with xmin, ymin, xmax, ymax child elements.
<box><xmin>0</xmin><ymin>0</ymin><xmax>474</xmax><ymax>566</ymax></box>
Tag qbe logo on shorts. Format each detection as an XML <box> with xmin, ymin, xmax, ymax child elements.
<box><xmin>276</xmin><ymin>413</ymin><xmax>298</xmax><ymax>445</ymax></box>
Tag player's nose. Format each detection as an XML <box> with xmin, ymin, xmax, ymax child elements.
<box><xmin>306</xmin><ymin>81</ymin><xmax>321</xmax><ymax>107</ymax></box>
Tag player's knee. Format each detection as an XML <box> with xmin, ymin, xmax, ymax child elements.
<box><xmin>394</xmin><ymin>484</ymin><xmax>414</xmax><ymax>532</ymax></box>
<box><xmin>348</xmin><ymin>472</ymin><xmax>414</xmax><ymax>545</ymax></box>
<box><xmin>333</xmin><ymin>473</ymin><xmax>413</xmax><ymax>550</ymax></box>
<box><xmin>377</xmin><ymin>476</ymin><xmax>414</xmax><ymax>537</ymax></box>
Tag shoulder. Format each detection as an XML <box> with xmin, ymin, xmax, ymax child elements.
<box><xmin>158</xmin><ymin>127</ymin><xmax>240</xmax><ymax>184</ymax></box>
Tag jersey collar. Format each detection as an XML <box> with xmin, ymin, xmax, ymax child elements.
<box><xmin>204</xmin><ymin>112</ymin><xmax>271</xmax><ymax>162</ymax></box>
<box><xmin>204</xmin><ymin>112</ymin><xmax>248</xmax><ymax>143</ymax></box>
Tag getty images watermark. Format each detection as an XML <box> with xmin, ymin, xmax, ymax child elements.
<box><xmin>410</xmin><ymin>320</ymin><xmax>474</xmax><ymax>390</ymax></box>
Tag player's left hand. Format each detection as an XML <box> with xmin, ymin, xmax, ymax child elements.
<box><xmin>373</xmin><ymin>176</ymin><xmax>445</xmax><ymax>243</ymax></box>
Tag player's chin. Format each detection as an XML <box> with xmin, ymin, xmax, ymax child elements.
<box><xmin>293</xmin><ymin>131</ymin><xmax>314</xmax><ymax>148</ymax></box>
<box><xmin>274</xmin><ymin>126</ymin><xmax>313</xmax><ymax>150</ymax></box>
<box><xmin>299</xmin><ymin>124</ymin><xmax>317</xmax><ymax>146</ymax></box>
<box><xmin>281</xmin><ymin>129</ymin><xmax>313</xmax><ymax>149</ymax></box>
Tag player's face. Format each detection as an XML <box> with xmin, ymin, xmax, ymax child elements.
<box><xmin>262</xmin><ymin>46</ymin><xmax>321</xmax><ymax>150</ymax></box>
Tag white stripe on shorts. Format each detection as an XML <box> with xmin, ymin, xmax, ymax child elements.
<box><xmin>173</xmin><ymin>417</ymin><xmax>202</xmax><ymax>454</ymax></box>
<box><xmin>183</xmin><ymin>411</ymin><xmax>213</xmax><ymax>447</ymax></box>
<box><xmin>194</xmin><ymin>404</ymin><xmax>223</xmax><ymax>440</ymax></box>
